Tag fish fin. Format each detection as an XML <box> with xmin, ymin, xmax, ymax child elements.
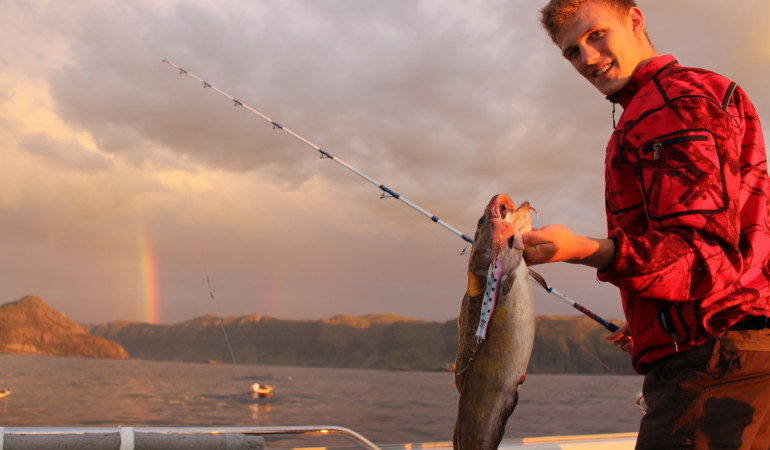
<box><xmin>528</xmin><ymin>269</ymin><xmax>550</xmax><ymax>291</ymax></box>
<box><xmin>506</xmin><ymin>389</ymin><xmax>520</xmax><ymax>421</ymax></box>
<box><xmin>467</xmin><ymin>272</ymin><xmax>485</xmax><ymax>297</ymax></box>
<box><xmin>492</xmin><ymin>389</ymin><xmax>520</xmax><ymax>449</ymax></box>
<box><xmin>501</xmin><ymin>273</ymin><xmax>515</xmax><ymax>296</ymax></box>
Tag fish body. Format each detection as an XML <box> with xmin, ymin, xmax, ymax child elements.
<box><xmin>453</xmin><ymin>194</ymin><xmax>535</xmax><ymax>449</ymax></box>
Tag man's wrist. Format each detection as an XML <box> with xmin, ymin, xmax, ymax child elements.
<box><xmin>568</xmin><ymin>237</ymin><xmax>615</xmax><ymax>269</ymax></box>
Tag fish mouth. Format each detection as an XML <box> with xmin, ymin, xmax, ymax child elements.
<box><xmin>492</xmin><ymin>199</ymin><xmax>532</xmax><ymax>222</ymax></box>
<box><xmin>496</xmin><ymin>200</ymin><xmax>512</xmax><ymax>220</ymax></box>
<box><xmin>477</xmin><ymin>195</ymin><xmax>535</xmax><ymax>229</ymax></box>
<box><xmin>501</xmin><ymin>201</ymin><xmax>534</xmax><ymax>236</ymax></box>
<box><xmin>472</xmin><ymin>194</ymin><xmax>534</xmax><ymax>275</ymax></box>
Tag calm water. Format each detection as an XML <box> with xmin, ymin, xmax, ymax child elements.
<box><xmin>0</xmin><ymin>354</ymin><xmax>643</xmax><ymax>445</ymax></box>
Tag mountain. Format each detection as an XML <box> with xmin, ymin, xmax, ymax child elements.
<box><xmin>88</xmin><ymin>312</ymin><xmax>633</xmax><ymax>374</ymax></box>
<box><xmin>87</xmin><ymin>312</ymin><xmax>457</xmax><ymax>370</ymax></box>
<box><xmin>0</xmin><ymin>296</ymin><xmax>128</xmax><ymax>359</ymax></box>
<box><xmin>0</xmin><ymin>295</ymin><xmax>632</xmax><ymax>373</ymax></box>
<box><xmin>532</xmin><ymin>315</ymin><xmax>631</xmax><ymax>374</ymax></box>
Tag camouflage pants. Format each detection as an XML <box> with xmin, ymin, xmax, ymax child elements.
<box><xmin>636</xmin><ymin>328</ymin><xmax>770</xmax><ymax>449</ymax></box>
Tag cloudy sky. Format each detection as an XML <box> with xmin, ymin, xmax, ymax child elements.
<box><xmin>0</xmin><ymin>1</ymin><xmax>768</xmax><ymax>325</ymax></box>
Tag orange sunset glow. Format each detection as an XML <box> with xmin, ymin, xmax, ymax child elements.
<box><xmin>0</xmin><ymin>1</ymin><xmax>767</xmax><ymax>325</ymax></box>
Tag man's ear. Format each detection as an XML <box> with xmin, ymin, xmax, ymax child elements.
<box><xmin>628</xmin><ymin>7</ymin><xmax>646</xmax><ymax>36</ymax></box>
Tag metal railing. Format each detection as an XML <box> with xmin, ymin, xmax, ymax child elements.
<box><xmin>0</xmin><ymin>425</ymin><xmax>382</xmax><ymax>450</ymax></box>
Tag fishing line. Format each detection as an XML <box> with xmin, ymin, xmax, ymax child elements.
<box><xmin>203</xmin><ymin>266</ymin><xmax>256</xmax><ymax>409</ymax></box>
<box><xmin>183</xmin><ymin>178</ymin><xmax>259</xmax><ymax>413</ymax></box>
<box><xmin>162</xmin><ymin>59</ymin><xmax>619</xmax><ymax>333</ymax></box>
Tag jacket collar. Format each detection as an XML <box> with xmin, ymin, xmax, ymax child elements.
<box><xmin>606</xmin><ymin>54</ymin><xmax>678</xmax><ymax>108</ymax></box>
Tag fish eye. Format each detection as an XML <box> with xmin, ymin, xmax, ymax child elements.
<box><xmin>477</xmin><ymin>216</ymin><xmax>486</xmax><ymax>227</ymax></box>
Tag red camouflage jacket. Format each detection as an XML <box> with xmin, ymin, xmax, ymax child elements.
<box><xmin>597</xmin><ymin>54</ymin><xmax>770</xmax><ymax>373</ymax></box>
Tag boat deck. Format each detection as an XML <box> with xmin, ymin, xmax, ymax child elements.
<box><xmin>0</xmin><ymin>426</ymin><xmax>637</xmax><ymax>449</ymax></box>
<box><xmin>383</xmin><ymin>432</ymin><xmax>638</xmax><ymax>449</ymax></box>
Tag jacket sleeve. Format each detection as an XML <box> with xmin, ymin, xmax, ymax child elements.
<box><xmin>597</xmin><ymin>89</ymin><xmax>754</xmax><ymax>302</ymax></box>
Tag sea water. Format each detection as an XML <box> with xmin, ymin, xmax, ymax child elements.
<box><xmin>0</xmin><ymin>354</ymin><xmax>643</xmax><ymax>445</ymax></box>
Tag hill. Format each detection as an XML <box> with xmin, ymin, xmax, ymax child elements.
<box><xmin>0</xmin><ymin>295</ymin><xmax>632</xmax><ymax>373</ymax></box>
<box><xmin>0</xmin><ymin>296</ymin><xmax>128</xmax><ymax>359</ymax></box>
<box><xmin>88</xmin><ymin>312</ymin><xmax>633</xmax><ymax>374</ymax></box>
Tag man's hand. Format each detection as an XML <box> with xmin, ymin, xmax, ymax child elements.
<box><xmin>605</xmin><ymin>323</ymin><xmax>633</xmax><ymax>354</ymax></box>
<box><xmin>522</xmin><ymin>224</ymin><xmax>615</xmax><ymax>269</ymax></box>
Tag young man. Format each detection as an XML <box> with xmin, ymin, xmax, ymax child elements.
<box><xmin>525</xmin><ymin>0</ymin><xmax>770</xmax><ymax>448</ymax></box>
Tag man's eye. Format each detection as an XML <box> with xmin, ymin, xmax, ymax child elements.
<box><xmin>590</xmin><ymin>30</ymin><xmax>605</xmax><ymax>40</ymax></box>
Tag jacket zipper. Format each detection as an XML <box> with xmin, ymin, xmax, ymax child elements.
<box><xmin>644</xmin><ymin>135</ymin><xmax>709</xmax><ymax>161</ymax></box>
<box><xmin>658</xmin><ymin>304</ymin><xmax>680</xmax><ymax>352</ymax></box>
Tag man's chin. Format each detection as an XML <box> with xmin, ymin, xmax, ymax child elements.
<box><xmin>594</xmin><ymin>81</ymin><xmax>618</xmax><ymax>96</ymax></box>
<box><xmin>594</xmin><ymin>76</ymin><xmax>631</xmax><ymax>96</ymax></box>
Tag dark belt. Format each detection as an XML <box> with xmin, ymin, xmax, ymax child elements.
<box><xmin>729</xmin><ymin>316</ymin><xmax>770</xmax><ymax>331</ymax></box>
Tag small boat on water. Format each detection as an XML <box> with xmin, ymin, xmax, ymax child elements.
<box><xmin>0</xmin><ymin>388</ymin><xmax>11</xmax><ymax>399</ymax></box>
<box><xmin>249</xmin><ymin>383</ymin><xmax>274</xmax><ymax>399</ymax></box>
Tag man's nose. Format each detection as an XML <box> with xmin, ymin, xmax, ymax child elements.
<box><xmin>581</xmin><ymin>45</ymin><xmax>600</xmax><ymax>66</ymax></box>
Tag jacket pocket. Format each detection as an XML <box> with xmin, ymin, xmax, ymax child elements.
<box><xmin>638</xmin><ymin>129</ymin><xmax>727</xmax><ymax>222</ymax></box>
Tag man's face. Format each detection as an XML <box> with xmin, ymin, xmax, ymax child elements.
<box><xmin>556</xmin><ymin>1</ymin><xmax>648</xmax><ymax>96</ymax></box>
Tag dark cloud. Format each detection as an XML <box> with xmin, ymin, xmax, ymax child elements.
<box><xmin>2</xmin><ymin>0</ymin><xmax>768</xmax><ymax>323</ymax></box>
<box><xmin>47</xmin><ymin>3</ymin><xmax>557</xmax><ymax>191</ymax></box>
<box><xmin>21</xmin><ymin>133</ymin><xmax>111</xmax><ymax>172</ymax></box>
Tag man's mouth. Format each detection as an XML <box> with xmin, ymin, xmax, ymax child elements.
<box><xmin>594</xmin><ymin>62</ymin><xmax>613</xmax><ymax>77</ymax></box>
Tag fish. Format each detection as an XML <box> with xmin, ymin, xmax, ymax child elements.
<box><xmin>453</xmin><ymin>194</ymin><xmax>535</xmax><ymax>449</ymax></box>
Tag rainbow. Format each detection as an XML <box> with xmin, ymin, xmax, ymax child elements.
<box><xmin>139</xmin><ymin>229</ymin><xmax>161</xmax><ymax>324</ymax></box>
<box><xmin>264</xmin><ymin>269</ymin><xmax>287</xmax><ymax>318</ymax></box>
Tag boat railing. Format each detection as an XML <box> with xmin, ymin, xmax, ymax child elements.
<box><xmin>0</xmin><ymin>425</ymin><xmax>382</xmax><ymax>450</ymax></box>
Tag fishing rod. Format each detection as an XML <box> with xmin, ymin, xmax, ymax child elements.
<box><xmin>162</xmin><ymin>59</ymin><xmax>620</xmax><ymax>333</ymax></box>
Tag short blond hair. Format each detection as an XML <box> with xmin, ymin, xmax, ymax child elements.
<box><xmin>540</xmin><ymin>0</ymin><xmax>639</xmax><ymax>43</ymax></box>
